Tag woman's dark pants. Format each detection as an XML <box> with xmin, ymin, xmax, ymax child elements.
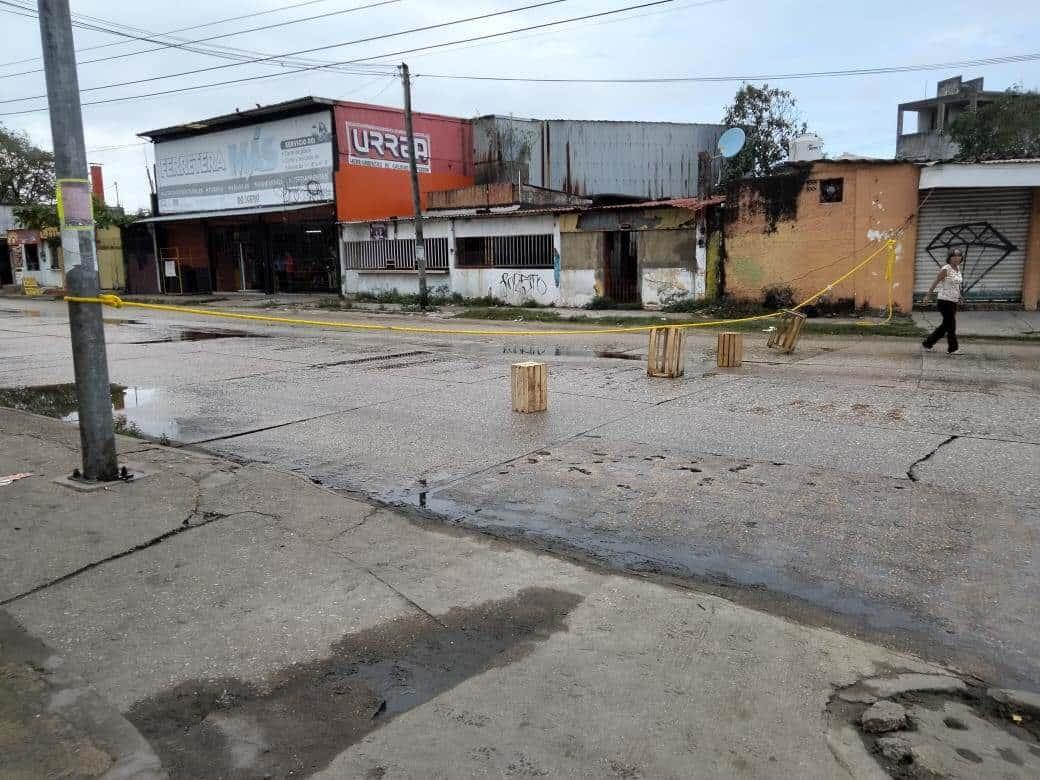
<box><xmin>924</xmin><ymin>299</ymin><xmax>958</xmax><ymax>352</ymax></box>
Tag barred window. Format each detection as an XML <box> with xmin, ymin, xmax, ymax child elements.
<box><xmin>344</xmin><ymin>238</ymin><xmax>449</xmax><ymax>271</ymax></box>
<box><xmin>455</xmin><ymin>234</ymin><xmax>554</xmax><ymax>268</ymax></box>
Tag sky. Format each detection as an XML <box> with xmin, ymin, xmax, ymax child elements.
<box><xmin>1</xmin><ymin>0</ymin><xmax>1038</xmax><ymax>213</ymax></box>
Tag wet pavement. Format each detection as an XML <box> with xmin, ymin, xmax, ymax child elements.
<box><xmin>2</xmin><ymin>298</ymin><xmax>1039</xmax><ymax>691</ymax></box>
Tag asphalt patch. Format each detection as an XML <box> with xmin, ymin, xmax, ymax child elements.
<box><xmin>126</xmin><ymin>587</ymin><xmax>582</xmax><ymax>779</ymax></box>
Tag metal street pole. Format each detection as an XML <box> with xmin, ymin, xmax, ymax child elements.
<box><xmin>400</xmin><ymin>62</ymin><xmax>428</xmax><ymax>310</ymax></box>
<box><xmin>37</xmin><ymin>0</ymin><xmax>117</xmax><ymax>481</ymax></box>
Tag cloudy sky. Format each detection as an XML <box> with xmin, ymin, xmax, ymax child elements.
<box><xmin>2</xmin><ymin>0</ymin><xmax>1038</xmax><ymax>212</ymax></box>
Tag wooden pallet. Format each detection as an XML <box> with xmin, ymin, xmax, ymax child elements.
<box><xmin>647</xmin><ymin>327</ymin><xmax>685</xmax><ymax>378</ymax></box>
<box><xmin>21</xmin><ymin>277</ymin><xmax>43</xmax><ymax>297</ymax></box>
<box><xmin>717</xmin><ymin>331</ymin><xmax>744</xmax><ymax>367</ymax></box>
<box><xmin>511</xmin><ymin>361</ymin><xmax>548</xmax><ymax>413</ymax></box>
<box><xmin>767</xmin><ymin>310</ymin><xmax>807</xmax><ymax>354</ymax></box>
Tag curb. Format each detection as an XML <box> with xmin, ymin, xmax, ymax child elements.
<box><xmin>0</xmin><ymin>610</ymin><xmax>166</xmax><ymax>779</ymax></box>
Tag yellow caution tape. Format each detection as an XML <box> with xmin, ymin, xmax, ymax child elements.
<box><xmin>66</xmin><ymin>241</ymin><xmax>895</xmax><ymax>337</ymax></box>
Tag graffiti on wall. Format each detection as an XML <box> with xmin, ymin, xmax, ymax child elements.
<box><xmin>925</xmin><ymin>222</ymin><xmax>1017</xmax><ymax>297</ymax></box>
<box><xmin>643</xmin><ymin>272</ymin><xmax>691</xmax><ymax>304</ymax></box>
<box><xmin>499</xmin><ymin>272</ymin><xmax>549</xmax><ymax>298</ymax></box>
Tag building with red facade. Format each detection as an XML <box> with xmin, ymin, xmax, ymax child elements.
<box><xmin>135</xmin><ymin>97</ymin><xmax>473</xmax><ymax>295</ymax></box>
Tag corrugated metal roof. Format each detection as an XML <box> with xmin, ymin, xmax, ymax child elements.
<box><xmin>139</xmin><ymin>97</ymin><xmax>337</xmax><ymax>140</ymax></box>
<box><xmin>339</xmin><ymin>196</ymin><xmax>722</xmax><ymax>225</ymax></box>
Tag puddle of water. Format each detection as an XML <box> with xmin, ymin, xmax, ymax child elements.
<box><xmin>0</xmin><ymin>383</ymin><xmax>179</xmax><ymax>441</ymax></box>
<box><xmin>126</xmin><ymin>587</ymin><xmax>580</xmax><ymax>779</ymax></box>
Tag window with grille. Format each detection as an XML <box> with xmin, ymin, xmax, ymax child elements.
<box><xmin>344</xmin><ymin>238</ymin><xmax>449</xmax><ymax>271</ymax></box>
<box><xmin>455</xmin><ymin>234</ymin><xmax>554</xmax><ymax>268</ymax></box>
<box><xmin>819</xmin><ymin>178</ymin><xmax>844</xmax><ymax>203</ymax></box>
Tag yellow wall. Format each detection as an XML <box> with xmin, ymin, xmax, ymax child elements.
<box><xmin>1022</xmin><ymin>188</ymin><xmax>1040</xmax><ymax>311</ymax></box>
<box><xmin>95</xmin><ymin>226</ymin><xmax>125</xmax><ymax>290</ymax></box>
<box><xmin>724</xmin><ymin>162</ymin><xmax>920</xmax><ymax>312</ymax></box>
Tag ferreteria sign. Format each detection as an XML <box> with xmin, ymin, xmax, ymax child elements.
<box><xmin>155</xmin><ymin>111</ymin><xmax>334</xmax><ymax>214</ymax></box>
<box><xmin>346</xmin><ymin>122</ymin><xmax>431</xmax><ymax>173</ymax></box>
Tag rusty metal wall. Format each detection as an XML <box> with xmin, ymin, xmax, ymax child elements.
<box><xmin>473</xmin><ymin>116</ymin><xmax>724</xmax><ymax>199</ymax></box>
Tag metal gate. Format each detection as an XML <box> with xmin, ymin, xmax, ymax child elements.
<box><xmin>914</xmin><ymin>188</ymin><xmax>1032</xmax><ymax>302</ymax></box>
<box><xmin>604</xmin><ymin>231</ymin><xmax>639</xmax><ymax>304</ymax></box>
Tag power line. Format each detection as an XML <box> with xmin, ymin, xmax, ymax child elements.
<box><xmin>362</xmin><ymin>0</ymin><xmax>725</xmax><ymax>68</ymax></box>
<box><xmin>0</xmin><ymin>0</ymin><xmax>342</xmax><ymax>67</ymax></box>
<box><xmin>85</xmin><ymin>141</ymin><xmax>149</xmax><ymax>152</ymax></box>
<box><xmin>0</xmin><ymin>0</ymin><xmax>587</xmax><ymax>104</ymax></box>
<box><xmin>4</xmin><ymin>3</ymin><xmax>1034</xmax><ymax>119</ymax></box>
<box><xmin>0</xmin><ymin>0</ymin><xmax>404</xmax><ymax>80</ymax></box>
<box><xmin>0</xmin><ymin>0</ymin><xmax>676</xmax><ymax>116</ymax></box>
<box><xmin>409</xmin><ymin>52</ymin><xmax>1040</xmax><ymax>84</ymax></box>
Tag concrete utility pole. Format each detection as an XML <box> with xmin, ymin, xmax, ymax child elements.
<box><xmin>400</xmin><ymin>62</ymin><xmax>428</xmax><ymax>310</ymax></box>
<box><xmin>37</xmin><ymin>0</ymin><xmax>118</xmax><ymax>481</ymax></box>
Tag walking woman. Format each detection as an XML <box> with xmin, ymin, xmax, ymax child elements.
<box><xmin>922</xmin><ymin>248</ymin><xmax>964</xmax><ymax>354</ymax></box>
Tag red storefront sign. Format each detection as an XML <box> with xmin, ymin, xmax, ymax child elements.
<box><xmin>334</xmin><ymin>102</ymin><xmax>473</xmax><ymax>222</ymax></box>
<box><xmin>346</xmin><ymin>123</ymin><xmax>431</xmax><ymax>173</ymax></box>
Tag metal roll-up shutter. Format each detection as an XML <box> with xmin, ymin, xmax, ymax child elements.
<box><xmin>913</xmin><ymin>187</ymin><xmax>1032</xmax><ymax>302</ymax></box>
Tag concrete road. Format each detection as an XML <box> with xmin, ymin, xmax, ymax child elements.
<box><xmin>9</xmin><ymin>409</ymin><xmax>1000</xmax><ymax>779</ymax></box>
<box><xmin>2</xmin><ymin>298</ymin><xmax>1038</xmax><ymax>691</ymax></box>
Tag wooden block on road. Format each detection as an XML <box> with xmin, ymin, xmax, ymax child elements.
<box><xmin>767</xmin><ymin>309</ymin><xmax>807</xmax><ymax>354</ymax></box>
<box><xmin>717</xmin><ymin>331</ymin><xmax>743</xmax><ymax>368</ymax></box>
<box><xmin>647</xmin><ymin>327</ymin><xmax>685</xmax><ymax>378</ymax></box>
<box><xmin>512</xmin><ymin>361</ymin><xmax>548</xmax><ymax>413</ymax></box>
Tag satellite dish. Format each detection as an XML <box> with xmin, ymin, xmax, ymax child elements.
<box><xmin>717</xmin><ymin>127</ymin><xmax>746</xmax><ymax>159</ymax></box>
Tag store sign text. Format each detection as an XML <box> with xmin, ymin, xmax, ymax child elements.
<box><xmin>347</xmin><ymin>123</ymin><xmax>430</xmax><ymax>173</ymax></box>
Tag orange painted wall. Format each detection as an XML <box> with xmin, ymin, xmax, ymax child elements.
<box><xmin>335</xmin><ymin>165</ymin><xmax>474</xmax><ymax>222</ymax></box>
<box><xmin>334</xmin><ymin>102</ymin><xmax>474</xmax><ymax>222</ymax></box>
<box><xmin>724</xmin><ymin>161</ymin><xmax>920</xmax><ymax>312</ymax></box>
<box><xmin>1022</xmin><ymin>188</ymin><xmax>1040</xmax><ymax>311</ymax></box>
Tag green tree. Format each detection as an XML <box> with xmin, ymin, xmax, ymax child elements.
<box><xmin>949</xmin><ymin>88</ymin><xmax>1040</xmax><ymax>160</ymax></box>
<box><xmin>13</xmin><ymin>195</ymin><xmax>121</xmax><ymax>230</ymax></box>
<box><xmin>0</xmin><ymin>124</ymin><xmax>55</xmax><ymax>205</ymax></box>
<box><xmin>721</xmin><ymin>84</ymin><xmax>808</xmax><ymax>184</ymax></box>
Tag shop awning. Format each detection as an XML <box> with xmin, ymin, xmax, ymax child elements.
<box><xmin>134</xmin><ymin>201</ymin><xmax>334</xmax><ymax>224</ymax></box>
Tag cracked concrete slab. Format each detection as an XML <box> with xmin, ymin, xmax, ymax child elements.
<box><xmin>0</xmin><ymin>413</ymin><xmax>198</xmax><ymax>603</ymax></box>
<box><xmin>86</xmin><ymin>366</ymin><xmax>450</xmax><ymax>444</ymax></box>
<box><xmin>203</xmin><ymin>380</ymin><xmax>648</xmax><ymax>498</ymax></box>
<box><xmin>428</xmin><ymin>436</ymin><xmax>1040</xmax><ymax>686</ymax></box>
<box><xmin>593</xmin><ymin>400</ymin><xmax>950</xmax><ymax>478</ymax></box>
<box><xmin>7</xmin><ymin>509</ymin><xmax>414</xmax><ymax>711</ymax></box>
<box><xmin>913</xmin><ymin>436</ymin><xmax>1040</xmax><ymax>502</ymax></box>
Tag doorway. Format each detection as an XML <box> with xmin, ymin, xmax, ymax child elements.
<box><xmin>210</xmin><ymin>226</ymin><xmax>265</xmax><ymax>292</ymax></box>
<box><xmin>0</xmin><ymin>243</ymin><xmax>12</xmax><ymax>286</ymax></box>
<box><xmin>604</xmin><ymin>231</ymin><xmax>639</xmax><ymax>304</ymax></box>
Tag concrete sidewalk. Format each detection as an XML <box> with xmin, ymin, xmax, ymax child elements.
<box><xmin>913</xmin><ymin>308</ymin><xmax>1040</xmax><ymax>337</ymax></box>
<box><xmin>3</xmin><ymin>408</ymin><xmax>1038</xmax><ymax>778</ymax></box>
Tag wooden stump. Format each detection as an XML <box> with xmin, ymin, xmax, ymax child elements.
<box><xmin>647</xmin><ymin>327</ymin><xmax>685</xmax><ymax>378</ymax></box>
<box><xmin>511</xmin><ymin>361</ymin><xmax>548</xmax><ymax>413</ymax></box>
<box><xmin>716</xmin><ymin>332</ymin><xmax>743</xmax><ymax>367</ymax></box>
<box><xmin>767</xmin><ymin>310</ymin><xmax>808</xmax><ymax>354</ymax></box>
